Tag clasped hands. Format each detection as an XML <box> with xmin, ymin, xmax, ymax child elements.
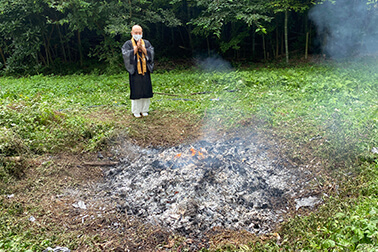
<box><xmin>134</xmin><ymin>40</ymin><xmax>146</xmax><ymax>55</ymax></box>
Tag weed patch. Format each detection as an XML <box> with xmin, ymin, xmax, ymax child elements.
<box><xmin>0</xmin><ymin>59</ymin><xmax>377</xmax><ymax>251</ymax></box>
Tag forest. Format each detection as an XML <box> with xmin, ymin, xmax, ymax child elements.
<box><xmin>0</xmin><ymin>0</ymin><xmax>377</xmax><ymax>74</ymax></box>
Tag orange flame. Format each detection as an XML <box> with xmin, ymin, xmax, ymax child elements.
<box><xmin>174</xmin><ymin>148</ymin><xmax>206</xmax><ymax>160</ymax></box>
<box><xmin>190</xmin><ymin>147</ymin><xmax>196</xmax><ymax>156</ymax></box>
<box><xmin>189</xmin><ymin>147</ymin><xmax>205</xmax><ymax>159</ymax></box>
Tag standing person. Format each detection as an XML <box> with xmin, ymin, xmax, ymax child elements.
<box><xmin>122</xmin><ymin>25</ymin><xmax>154</xmax><ymax>118</ymax></box>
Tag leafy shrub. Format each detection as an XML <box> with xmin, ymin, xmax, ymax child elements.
<box><xmin>0</xmin><ymin>127</ymin><xmax>28</xmax><ymax>157</ymax></box>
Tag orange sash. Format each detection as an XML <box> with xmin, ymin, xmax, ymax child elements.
<box><xmin>131</xmin><ymin>38</ymin><xmax>147</xmax><ymax>75</ymax></box>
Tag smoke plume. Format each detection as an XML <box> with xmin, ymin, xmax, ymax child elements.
<box><xmin>195</xmin><ymin>55</ymin><xmax>232</xmax><ymax>72</ymax></box>
<box><xmin>309</xmin><ymin>0</ymin><xmax>378</xmax><ymax>58</ymax></box>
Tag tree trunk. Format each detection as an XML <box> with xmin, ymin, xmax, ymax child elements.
<box><xmin>305</xmin><ymin>32</ymin><xmax>309</xmax><ymax>60</ymax></box>
<box><xmin>276</xmin><ymin>27</ymin><xmax>279</xmax><ymax>58</ymax></box>
<box><xmin>161</xmin><ymin>23</ymin><xmax>164</xmax><ymax>43</ymax></box>
<box><xmin>185</xmin><ymin>26</ymin><xmax>194</xmax><ymax>53</ymax></box>
<box><xmin>44</xmin><ymin>37</ymin><xmax>50</xmax><ymax>66</ymax></box>
<box><xmin>64</xmin><ymin>25</ymin><xmax>72</xmax><ymax>62</ymax></box>
<box><xmin>78</xmin><ymin>30</ymin><xmax>83</xmax><ymax>67</ymax></box>
<box><xmin>263</xmin><ymin>34</ymin><xmax>266</xmax><ymax>61</ymax></box>
<box><xmin>252</xmin><ymin>27</ymin><xmax>256</xmax><ymax>58</ymax></box>
<box><xmin>305</xmin><ymin>15</ymin><xmax>309</xmax><ymax>60</ymax></box>
<box><xmin>207</xmin><ymin>36</ymin><xmax>211</xmax><ymax>56</ymax></box>
<box><xmin>48</xmin><ymin>25</ymin><xmax>55</xmax><ymax>61</ymax></box>
<box><xmin>185</xmin><ymin>0</ymin><xmax>194</xmax><ymax>53</ymax></box>
<box><xmin>281</xmin><ymin>31</ymin><xmax>284</xmax><ymax>56</ymax></box>
<box><xmin>34</xmin><ymin>52</ymin><xmax>39</xmax><ymax>66</ymax></box>
<box><xmin>39</xmin><ymin>52</ymin><xmax>47</xmax><ymax>66</ymax></box>
<box><xmin>44</xmin><ymin>27</ymin><xmax>55</xmax><ymax>66</ymax></box>
<box><xmin>284</xmin><ymin>10</ymin><xmax>289</xmax><ymax>64</ymax></box>
<box><xmin>186</xmin><ymin>26</ymin><xmax>193</xmax><ymax>52</ymax></box>
<box><xmin>67</xmin><ymin>44</ymin><xmax>72</xmax><ymax>62</ymax></box>
<box><xmin>56</xmin><ymin>24</ymin><xmax>67</xmax><ymax>62</ymax></box>
<box><xmin>0</xmin><ymin>46</ymin><xmax>6</xmax><ymax>67</ymax></box>
<box><xmin>155</xmin><ymin>23</ymin><xmax>160</xmax><ymax>41</ymax></box>
<box><xmin>309</xmin><ymin>23</ymin><xmax>312</xmax><ymax>56</ymax></box>
<box><xmin>171</xmin><ymin>28</ymin><xmax>175</xmax><ymax>47</ymax></box>
<box><xmin>178</xmin><ymin>27</ymin><xmax>186</xmax><ymax>48</ymax></box>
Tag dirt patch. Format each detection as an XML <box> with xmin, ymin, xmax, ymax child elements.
<box><xmin>1</xmin><ymin>109</ymin><xmax>210</xmax><ymax>251</ymax></box>
<box><xmin>85</xmin><ymin>108</ymin><xmax>205</xmax><ymax>147</ymax></box>
<box><xmin>1</xmin><ymin>115</ymin><xmax>330</xmax><ymax>251</ymax></box>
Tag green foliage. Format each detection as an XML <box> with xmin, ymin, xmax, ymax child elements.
<box><xmin>0</xmin><ymin>0</ymin><xmax>322</xmax><ymax>74</ymax></box>
<box><xmin>0</xmin><ymin>74</ymin><xmax>126</xmax><ymax>158</ymax></box>
<box><xmin>0</xmin><ymin>59</ymin><xmax>378</xmax><ymax>250</ymax></box>
<box><xmin>1</xmin><ymin>60</ymin><xmax>377</xmax><ymax>162</ymax></box>
<box><xmin>270</xmin><ymin>0</ymin><xmax>314</xmax><ymax>13</ymax></box>
<box><xmin>272</xmin><ymin>166</ymin><xmax>378</xmax><ymax>251</ymax></box>
<box><xmin>190</xmin><ymin>0</ymin><xmax>272</xmax><ymax>38</ymax></box>
<box><xmin>0</xmin><ymin>0</ymin><xmax>183</xmax><ymax>74</ymax></box>
<box><xmin>0</xmin><ymin>199</ymin><xmax>57</xmax><ymax>252</ymax></box>
<box><xmin>240</xmin><ymin>62</ymin><xmax>377</xmax><ymax>164</ymax></box>
<box><xmin>0</xmin><ymin>0</ymin><xmax>48</xmax><ymax>74</ymax></box>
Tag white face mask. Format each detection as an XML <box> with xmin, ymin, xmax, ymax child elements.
<box><xmin>133</xmin><ymin>34</ymin><xmax>142</xmax><ymax>41</ymax></box>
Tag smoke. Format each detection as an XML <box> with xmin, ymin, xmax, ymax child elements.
<box><xmin>193</xmin><ymin>54</ymin><xmax>245</xmax><ymax>140</ymax></box>
<box><xmin>309</xmin><ymin>0</ymin><xmax>378</xmax><ymax>59</ymax></box>
<box><xmin>195</xmin><ymin>55</ymin><xmax>232</xmax><ymax>72</ymax></box>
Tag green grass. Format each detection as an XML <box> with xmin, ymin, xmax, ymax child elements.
<box><xmin>1</xmin><ymin>59</ymin><xmax>378</xmax><ymax>251</ymax></box>
<box><xmin>249</xmin><ymin>160</ymin><xmax>378</xmax><ymax>251</ymax></box>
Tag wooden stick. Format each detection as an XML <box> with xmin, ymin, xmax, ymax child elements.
<box><xmin>83</xmin><ymin>161</ymin><xmax>119</xmax><ymax>166</ymax></box>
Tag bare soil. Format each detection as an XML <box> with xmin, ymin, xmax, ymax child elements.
<box><xmin>2</xmin><ymin>109</ymin><xmax>330</xmax><ymax>251</ymax></box>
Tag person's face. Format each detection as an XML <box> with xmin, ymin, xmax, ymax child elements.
<box><xmin>131</xmin><ymin>26</ymin><xmax>143</xmax><ymax>36</ymax></box>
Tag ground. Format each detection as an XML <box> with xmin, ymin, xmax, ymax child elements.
<box><xmin>2</xmin><ymin>108</ymin><xmax>330</xmax><ymax>252</ymax></box>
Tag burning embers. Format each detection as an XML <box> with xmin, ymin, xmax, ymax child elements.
<box><xmin>175</xmin><ymin>147</ymin><xmax>205</xmax><ymax>160</ymax></box>
<box><xmin>100</xmin><ymin>133</ymin><xmax>309</xmax><ymax>236</ymax></box>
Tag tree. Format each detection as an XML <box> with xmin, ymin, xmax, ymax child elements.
<box><xmin>3</xmin><ymin>0</ymin><xmax>368</xmax><ymax>74</ymax></box>
<box><xmin>188</xmin><ymin>0</ymin><xmax>272</xmax><ymax>59</ymax></box>
<box><xmin>48</xmin><ymin>0</ymin><xmax>102</xmax><ymax>67</ymax></box>
<box><xmin>0</xmin><ymin>0</ymin><xmax>50</xmax><ymax>73</ymax></box>
<box><xmin>269</xmin><ymin>0</ymin><xmax>314</xmax><ymax>63</ymax></box>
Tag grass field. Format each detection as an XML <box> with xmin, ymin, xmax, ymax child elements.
<box><xmin>0</xmin><ymin>59</ymin><xmax>377</xmax><ymax>251</ymax></box>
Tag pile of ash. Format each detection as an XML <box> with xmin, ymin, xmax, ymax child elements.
<box><xmin>98</xmin><ymin>132</ymin><xmax>315</xmax><ymax>236</ymax></box>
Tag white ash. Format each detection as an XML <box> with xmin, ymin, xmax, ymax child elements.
<box><xmin>295</xmin><ymin>196</ymin><xmax>323</xmax><ymax>211</ymax></box>
<box><xmin>98</xmin><ymin>134</ymin><xmax>313</xmax><ymax>236</ymax></box>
